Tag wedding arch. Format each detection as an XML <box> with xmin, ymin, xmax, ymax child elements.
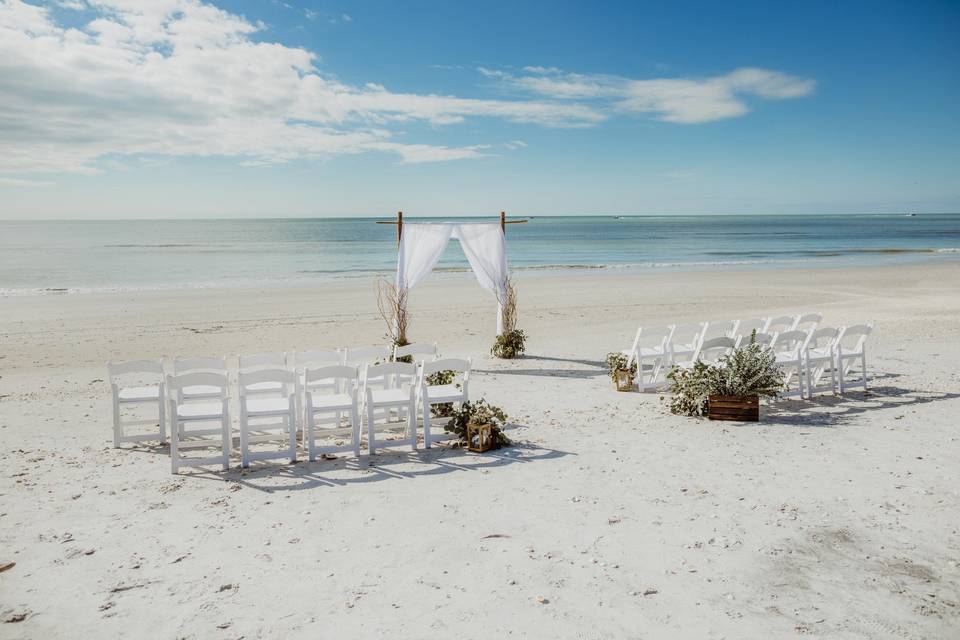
<box><xmin>377</xmin><ymin>211</ymin><xmax>526</xmax><ymax>336</ymax></box>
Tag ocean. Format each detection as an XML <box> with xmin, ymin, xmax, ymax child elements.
<box><xmin>1</xmin><ymin>214</ymin><xmax>958</xmax><ymax>295</ymax></box>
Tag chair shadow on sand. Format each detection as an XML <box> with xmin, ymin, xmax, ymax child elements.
<box><xmin>759</xmin><ymin>372</ymin><xmax>960</xmax><ymax>428</ymax></box>
<box><xmin>127</xmin><ymin>424</ymin><xmax>572</xmax><ymax>493</ymax></box>
<box><xmin>474</xmin><ymin>353</ymin><xmax>608</xmax><ymax>380</ymax></box>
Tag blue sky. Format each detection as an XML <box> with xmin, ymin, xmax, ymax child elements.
<box><xmin>0</xmin><ymin>0</ymin><xmax>958</xmax><ymax>218</ymax></box>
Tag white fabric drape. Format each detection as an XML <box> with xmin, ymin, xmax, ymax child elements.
<box><xmin>395</xmin><ymin>222</ymin><xmax>509</xmax><ymax>335</ymax></box>
<box><xmin>396</xmin><ymin>224</ymin><xmax>454</xmax><ymax>291</ymax></box>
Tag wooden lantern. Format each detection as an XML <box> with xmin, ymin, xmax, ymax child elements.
<box><xmin>467</xmin><ymin>423</ymin><xmax>495</xmax><ymax>453</ymax></box>
<box><xmin>614</xmin><ymin>368</ymin><xmax>633</xmax><ymax>392</ymax></box>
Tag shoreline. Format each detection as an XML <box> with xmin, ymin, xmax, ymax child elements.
<box><xmin>3</xmin><ymin>251</ymin><xmax>959</xmax><ymax>298</ymax></box>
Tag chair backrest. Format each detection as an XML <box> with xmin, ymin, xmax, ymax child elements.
<box><xmin>794</xmin><ymin>312</ymin><xmax>823</xmax><ymax>331</ymax></box>
<box><xmin>765</xmin><ymin>315</ymin><xmax>798</xmax><ymax>334</ymax></box>
<box><xmin>420</xmin><ymin>358</ymin><xmax>471</xmax><ymax>397</ymax></box>
<box><xmin>294</xmin><ymin>349</ymin><xmax>343</xmax><ymax>371</ymax></box>
<box><xmin>107</xmin><ymin>359</ymin><xmax>164</xmax><ymax>381</ymax></box>
<box><xmin>747</xmin><ymin>331</ymin><xmax>776</xmax><ymax>347</ymax></box>
<box><xmin>394</xmin><ymin>342</ymin><xmax>438</xmax><ymax>362</ymax></box>
<box><xmin>697</xmin><ymin>337</ymin><xmax>736</xmax><ymax>364</ymax></box>
<box><xmin>669</xmin><ymin>323</ymin><xmax>705</xmax><ymax>348</ymax></box>
<box><xmin>304</xmin><ymin>365</ymin><xmax>358</xmax><ymax>395</ymax></box>
<box><xmin>344</xmin><ymin>346</ymin><xmax>392</xmax><ymax>366</ymax></box>
<box><xmin>733</xmin><ymin>318</ymin><xmax>767</xmax><ymax>338</ymax></box>
<box><xmin>166</xmin><ymin>371</ymin><xmax>228</xmax><ymax>398</ymax></box>
<box><xmin>805</xmin><ymin>327</ymin><xmax>841</xmax><ymax>353</ymax></box>
<box><xmin>772</xmin><ymin>330</ymin><xmax>809</xmax><ymax>355</ymax></box>
<box><xmin>701</xmin><ymin>320</ymin><xmax>737</xmax><ymax>341</ymax></box>
<box><xmin>636</xmin><ymin>326</ymin><xmax>673</xmax><ymax>348</ymax></box>
<box><xmin>363</xmin><ymin>361</ymin><xmax>416</xmax><ymax>391</ymax></box>
<box><xmin>173</xmin><ymin>356</ymin><xmax>227</xmax><ymax>374</ymax></box>
<box><xmin>837</xmin><ymin>324</ymin><xmax>872</xmax><ymax>354</ymax></box>
<box><xmin>239</xmin><ymin>352</ymin><xmax>287</xmax><ymax>371</ymax></box>
<box><xmin>237</xmin><ymin>368</ymin><xmax>296</xmax><ymax>397</ymax></box>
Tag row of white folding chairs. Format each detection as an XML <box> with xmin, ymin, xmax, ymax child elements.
<box><xmin>670</xmin><ymin>324</ymin><xmax>872</xmax><ymax>399</ymax></box>
<box><xmin>108</xmin><ymin>355</ymin><xmax>471</xmax><ymax>473</ymax></box>
<box><xmin>108</xmin><ymin>344</ymin><xmax>438</xmax><ymax>453</ymax></box>
<box><xmin>622</xmin><ymin>314</ymin><xmax>823</xmax><ymax>392</ymax></box>
<box><xmin>624</xmin><ymin>316</ymin><xmax>873</xmax><ymax>399</ymax></box>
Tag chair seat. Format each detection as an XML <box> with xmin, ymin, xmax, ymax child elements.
<box><xmin>775</xmin><ymin>353</ymin><xmax>800</xmax><ymax>364</ymax></box>
<box><xmin>369</xmin><ymin>388</ymin><xmax>410</xmax><ymax>405</ymax></box>
<box><xmin>177</xmin><ymin>402</ymin><xmax>225</xmax><ymax>419</ymax></box>
<box><xmin>244</xmin><ymin>397</ymin><xmax>292</xmax><ymax>414</ymax></box>
<box><xmin>246</xmin><ymin>381</ymin><xmax>282</xmax><ymax>393</ymax></box>
<box><xmin>182</xmin><ymin>384</ymin><xmax>222</xmax><ymax>398</ymax></box>
<box><xmin>118</xmin><ymin>385</ymin><xmax>160</xmax><ymax>402</ymax></box>
<box><xmin>425</xmin><ymin>384</ymin><xmax>462</xmax><ymax>402</ymax></box>
<box><xmin>807</xmin><ymin>348</ymin><xmax>833</xmax><ymax>360</ymax></box>
<box><xmin>309</xmin><ymin>393</ymin><xmax>353</xmax><ymax>410</ymax></box>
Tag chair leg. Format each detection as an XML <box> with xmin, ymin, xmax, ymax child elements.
<box><xmin>307</xmin><ymin>410</ymin><xmax>316</xmax><ymax>462</ymax></box>
<box><xmin>409</xmin><ymin>402</ymin><xmax>417</xmax><ymax>451</ymax></box>
<box><xmin>221</xmin><ymin>413</ymin><xmax>230</xmax><ymax>471</ymax></box>
<box><xmin>287</xmin><ymin>414</ymin><xmax>296</xmax><ymax>463</ymax></box>
<box><xmin>367</xmin><ymin>402</ymin><xmax>376</xmax><ymax>455</ymax></box>
<box><xmin>240</xmin><ymin>410</ymin><xmax>249</xmax><ymax>469</ymax></box>
<box><xmin>158</xmin><ymin>398</ymin><xmax>167</xmax><ymax>444</ymax></box>
<box><xmin>423</xmin><ymin>399</ymin><xmax>432</xmax><ymax>448</ymax></box>
<box><xmin>112</xmin><ymin>399</ymin><xmax>121</xmax><ymax>448</ymax></box>
<box><xmin>170</xmin><ymin>420</ymin><xmax>180</xmax><ymax>474</ymax></box>
<box><xmin>861</xmin><ymin>354</ymin><xmax>868</xmax><ymax>392</ymax></box>
<box><xmin>351</xmin><ymin>404</ymin><xmax>360</xmax><ymax>458</ymax></box>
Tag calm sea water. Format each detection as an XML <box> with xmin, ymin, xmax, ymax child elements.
<box><xmin>1</xmin><ymin>214</ymin><xmax>958</xmax><ymax>295</ymax></box>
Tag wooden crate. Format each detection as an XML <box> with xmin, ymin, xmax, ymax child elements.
<box><xmin>708</xmin><ymin>395</ymin><xmax>759</xmax><ymax>422</ymax></box>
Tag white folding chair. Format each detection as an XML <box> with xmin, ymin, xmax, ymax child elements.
<box><xmin>746</xmin><ymin>331</ymin><xmax>776</xmax><ymax>347</ymax></box>
<box><xmin>293</xmin><ymin>349</ymin><xmax>344</xmax><ymax>428</ymax></box>
<box><xmin>701</xmin><ymin>320</ymin><xmax>737</xmax><ymax>342</ymax></box>
<box><xmin>836</xmin><ymin>324</ymin><xmax>873</xmax><ymax>395</ymax></box>
<box><xmin>363</xmin><ymin>362</ymin><xmax>417</xmax><ymax>455</ymax></box>
<box><xmin>764</xmin><ymin>315</ymin><xmax>798</xmax><ymax>335</ymax></box>
<box><xmin>621</xmin><ymin>326</ymin><xmax>673</xmax><ymax>392</ymax></box>
<box><xmin>732</xmin><ymin>318</ymin><xmax>769</xmax><ymax>347</ymax></box>
<box><xmin>304</xmin><ymin>365</ymin><xmax>360</xmax><ymax>461</ymax></box>
<box><xmin>238</xmin><ymin>352</ymin><xmax>288</xmax><ymax>396</ymax></box>
<box><xmin>666</xmin><ymin>322</ymin><xmax>706</xmax><ymax>366</ymax></box>
<box><xmin>166</xmin><ymin>372</ymin><xmax>231</xmax><ymax>474</ymax></box>
<box><xmin>107</xmin><ymin>360</ymin><xmax>166</xmax><ymax>447</ymax></box>
<box><xmin>804</xmin><ymin>327</ymin><xmax>842</xmax><ymax>398</ymax></box>
<box><xmin>172</xmin><ymin>356</ymin><xmax>228</xmax><ymax>402</ymax></box>
<box><xmin>419</xmin><ymin>358</ymin><xmax>471</xmax><ymax>448</ymax></box>
<box><xmin>793</xmin><ymin>312</ymin><xmax>823</xmax><ymax>333</ymax></box>
<box><xmin>683</xmin><ymin>336</ymin><xmax>736</xmax><ymax>368</ymax></box>
<box><xmin>770</xmin><ymin>330</ymin><xmax>808</xmax><ymax>399</ymax></box>
<box><xmin>238</xmin><ymin>368</ymin><xmax>297</xmax><ymax>468</ymax></box>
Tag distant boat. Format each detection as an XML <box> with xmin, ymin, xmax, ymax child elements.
<box><xmin>905</xmin><ymin>212</ymin><xmax>917</xmax><ymax>217</ymax></box>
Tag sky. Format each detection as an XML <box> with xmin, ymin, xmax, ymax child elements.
<box><xmin>0</xmin><ymin>0</ymin><xmax>958</xmax><ymax>219</ymax></box>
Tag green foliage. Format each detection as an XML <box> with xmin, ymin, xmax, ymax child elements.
<box><xmin>708</xmin><ymin>336</ymin><xmax>786</xmax><ymax>398</ymax></box>
<box><xmin>604</xmin><ymin>352</ymin><xmax>637</xmax><ymax>382</ymax></box>
<box><xmin>666</xmin><ymin>361</ymin><xmax>714</xmax><ymax>417</ymax></box>
<box><xmin>665</xmin><ymin>334</ymin><xmax>787</xmax><ymax>417</ymax></box>
<box><xmin>426</xmin><ymin>369</ymin><xmax>458</xmax><ymax>417</ymax></box>
<box><xmin>444</xmin><ymin>398</ymin><xmax>510</xmax><ymax>447</ymax></box>
<box><xmin>491</xmin><ymin>329</ymin><xmax>527</xmax><ymax>359</ymax></box>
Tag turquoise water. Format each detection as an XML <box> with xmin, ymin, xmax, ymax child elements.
<box><xmin>1</xmin><ymin>214</ymin><xmax>958</xmax><ymax>295</ymax></box>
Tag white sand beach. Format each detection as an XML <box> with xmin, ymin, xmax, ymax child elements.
<box><xmin>1</xmin><ymin>261</ymin><xmax>959</xmax><ymax>638</ymax></box>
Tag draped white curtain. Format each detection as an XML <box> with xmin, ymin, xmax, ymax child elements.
<box><xmin>396</xmin><ymin>222</ymin><xmax>509</xmax><ymax>334</ymax></box>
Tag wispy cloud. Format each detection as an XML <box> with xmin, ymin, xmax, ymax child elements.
<box><xmin>0</xmin><ymin>0</ymin><xmax>599</xmax><ymax>174</ymax></box>
<box><xmin>0</xmin><ymin>177</ymin><xmax>56</xmax><ymax>187</ymax></box>
<box><xmin>483</xmin><ymin>65</ymin><xmax>815</xmax><ymax>124</ymax></box>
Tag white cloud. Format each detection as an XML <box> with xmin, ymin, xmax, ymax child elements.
<box><xmin>484</xmin><ymin>66</ymin><xmax>815</xmax><ymax>124</ymax></box>
<box><xmin>0</xmin><ymin>0</ymin><xmax>600</xmax><ymax>174</ymax></box>
<box><xmin>0</xmin><ymin>176</ymin><xmax>56</xmax><ymax>187</ymax></box>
